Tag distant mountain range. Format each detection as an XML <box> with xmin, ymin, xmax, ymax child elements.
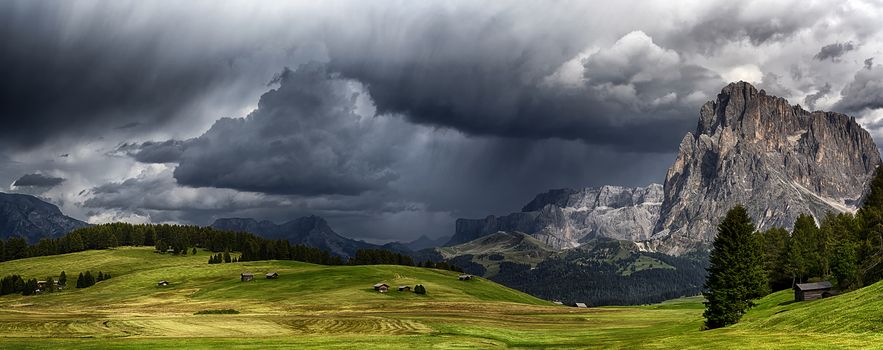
<box><xmin>0</xmin><ymin>192</ymin><xmax>89</xmax><ymax>243</ymax></box>
<box><xmin>210</xmin><ymin>216</ymin><xmax>381</xmax><ymax>258</ymax></box>
<box><xmin>452</xmin><ymin>82</ymin><xmax>881</xmax><ymax>255</ymax></box>
<box><xmin>210</xmin><ymin>216</ymin><xmax>450</xmax><ymax>258</ymax></box>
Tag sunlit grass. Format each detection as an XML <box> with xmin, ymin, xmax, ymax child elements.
<box><xmin>0</xmin><ymin>247</ymin><xmax>881</xmax><ymax>349</ymax></box>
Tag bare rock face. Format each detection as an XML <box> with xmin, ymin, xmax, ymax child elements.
<box><xmin>648</xmin><ymin>82</ymin><xmax>881</xmax><ymax>254</ymax></box>
<box><xmin>447</xmin><ymin>184</ymin><xmax>663</xmax><ymax>249</ymax></box>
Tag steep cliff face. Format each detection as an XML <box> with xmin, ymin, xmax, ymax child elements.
<box><xmin>447</xmin><ymin>184</ymin><xmax>663</xmax><ymax>249</ymax></box>
<box><xmin>648</xmin><ymin>82</ymin><xmax>881</xmax><ymax>254</ymax></box>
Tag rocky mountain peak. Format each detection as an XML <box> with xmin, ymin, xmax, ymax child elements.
<box><xmin>650</xmin><ymin>81</ymin><xmax>881</xmax><ymax>254</ymax></box>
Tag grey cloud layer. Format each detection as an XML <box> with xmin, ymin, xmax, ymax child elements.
<box><xmin>12</xmin><ymin>173</ymin><xmax>65</xmax><ymax>188</ymax></box>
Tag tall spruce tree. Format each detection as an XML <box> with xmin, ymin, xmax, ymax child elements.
<box><xmin>59</xmin><ymin>271</ymin><xmax>67</xmax><ymax>286</ymax></box>
<box><xmin>703</xmin><ymin>205</ymin><xmax>768</xmax><ymax>329</ymax></box>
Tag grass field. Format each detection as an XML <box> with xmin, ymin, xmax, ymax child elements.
<box><xmin>1</xmin><ymin>247</ymin><xmax>882</xmax><ymax>349</ymax></box>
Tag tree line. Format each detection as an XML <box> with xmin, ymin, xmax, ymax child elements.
<box><xmin>1</xmin><ymin>222</ymin><xmax>471</xmax><ymax>277</ymax></box>
<box><xmin>0</xmin><ymin>223</ymin><xmax>344</xmax><ymax>265</ymax></box>
<box><xmin>0</xmin><ymin>270</ymin><xmax>107</xmax><ymax>296</ymax></box>
<box><xmin>704</xmin><ymin>165</ymin><xmax>883</xmax><ymax>329</ymax></box>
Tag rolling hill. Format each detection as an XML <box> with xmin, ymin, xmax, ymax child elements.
<box><xmin>2</xmin><ymin>247</ymin><xmax>883</xmax><ymax>349</ymax></box>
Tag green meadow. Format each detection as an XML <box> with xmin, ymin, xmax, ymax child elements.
<box><xmin>1</xmin><ymin>247</ymin><xmax>881</xmax><ymax>349</ymax></box>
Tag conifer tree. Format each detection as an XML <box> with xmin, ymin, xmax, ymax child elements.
<box><xmin>59</xmin><ymin>271</ymin><xmax>67</xmax><ymax>286</ymax></box>
<box><xmin>76</xmin><ymin>272</ymin><xmax>85</xmax><ymax>288</ymax></box>
<box><xmin>84</xmin><ymin>271</ymin><xmax>95</xmax><ymax>287</ymax></box>
<box><xmin>703</xmin><ymin>205</ymin><xmax>768</xmax><ymax>329</ymax></box>
<box><xmin>192</xmin><ymin>247</ymin><xmax>197</xmax><ymax>255</ymax></box>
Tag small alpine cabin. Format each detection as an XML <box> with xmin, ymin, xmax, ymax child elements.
<box><xmin>157</xmin><ymin>280</ymin><xmax>169</xmax><ymax>287</ymax></box>
<box><xmin>458</xmin><ymin>274</ymin><xmax>473</xmax><ymax>281</ymax></box>
<box><xmin>373</xmin><ymin>283</ymin><xmax>389</xmax><ymax>292</ymax></box>
<box><xmin>794</xmin><ymin>281</ymin><xmax>833</xmax><ymax>301</ymax></box>
<box><xmin>241</xmin><ymin>273</ymin><xmax>254</xmax><ymax>282</ymax></box>
<box><xmin>265</xmin><ymin>272</ymin><xmax>279</xmax><ymax>279</ymax></box>
<box><xmin>398</xmin><ymin>286</ymin><xmax>411</xmax><ymax>292</ymax></box>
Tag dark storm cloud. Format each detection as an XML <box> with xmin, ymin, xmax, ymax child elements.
<box><xmin>117</xmin><ymin>140</ymin><xmax>192</xmax><ymax>164</ymax></box>
<box><xmin>814</xmin><ymin>42</ymin><xmax>856</xmax><ymax>62</ymax></box>
<box><xmin>12</xmin><ymin>173</ymin><xmax>65</xmax><ymax>188</ymax></box>
<box><xmin>328</xmin><ymin>30</ymin><xmax>723</xmax><ymax>152</ymax></box>
<box><xmin>804</xmin><ymin>83</ymin><xmax>832</xmax><ymax>110</ymax></box>
<box><xmin>0</xmin><ymin>1</ymin><xmax>237</xmax><ymax>149</ymax></box>
<box><xmin>834</xmin><ymin>64</ymin><xmax>883</xmax><ymax>113</ymax></box>
<box><xmin>172</xmin><ymin>63</ymin><xmax>401</xmax><ymax>196</ymax></box>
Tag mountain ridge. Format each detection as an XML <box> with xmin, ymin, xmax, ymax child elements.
<box><xmin>210</xmin><ymin>215</ymin><xmax>379</xmax><ymax>258</ymax></box>
<box><xmin>0</xmin><ymin>192</ymin><xmax>90</xmax><ymax>243</ymax></box>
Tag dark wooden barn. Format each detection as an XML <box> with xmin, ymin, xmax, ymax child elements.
<box><xmin>373</xmin><ymin>283</ymin><xmax>389</xmax><ymax>292</ymax></box>
<box><xmin>265</xmin><ymin>272</ymin><xmax>279</xmax><ymax>279</ymax></box>
<box><xmin>241</xmin><ymin>273</ymin><xmax>254</xmax><ymax>282</ymax></box>
<box><xmin>794</xmin><ymin>281</ymin><xmax>833</xmax><ymax>301</ymax></box>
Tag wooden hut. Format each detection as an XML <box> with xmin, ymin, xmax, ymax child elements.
<box><xmin>794</xmin><ymin>281</ymin><xmax>833</xmax><ymax>301</ymax></box>
<box><xmin>373</xmin><ymin>283</ymin><xmax>389</xmax><ymax>292</ymax></box>
<box><xmin>241</xmin><ymin>273</ymin><xmax>254</xmax><ymax>282</ymax></box>
<box><xmin>265</xmin><ymin>272</ymin><xmax>279</xmax><ymax>279</ymax></box>
<box><xmin>157</xmin><ymin>280</ymin><xmax>170</xmax><ymax>287</ymax></box>
<box><xmin>574</xmin><ymin>303</ymin><xmax>588</xmax><ymax>308</ymax></box>
<box><xmin>398</xmin><ymin>286</ymin><xmax>411</xmax><ymax>292</ymax></box>
<box><xmin>458</xmin><ymin>274</ymin><xmax>473</xmax><ymax>281</ymax></box>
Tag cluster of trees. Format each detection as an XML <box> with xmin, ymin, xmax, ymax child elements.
<box><xmin>757</xmin><ymin>168</ymin><xmax>883</xmax><ymax>292</ymax></box>
<box><xmin>1</xmin><ymin>275</ymin><xmax>28</xmax><ymax>295</ymax></box>
<box><xmin>2</xmin><ymin>222</ymin><xmax>470</xmax><ymax>275</ymax></box>
<box><xmin>416</xmin><ymin>260</ymin><xmax>465</xmax><ymax>272</ymax></box>
<box><xmin>208</xmin><ymin>251</ymin><xmax>236</xmax><ymax>264</ymax></box>
<box><xmin>76</xmin><ymin>271</ymin><xmax>109</xmax><ymax>288</ymax></box>
<box><xmin>1</xmin><ymin>271</ymin><xmax>68</xmax><ymax>296</ymax></box>
<box><xmin>705</xmin><ymin>169</ymin><xmax>883</xmax><ymax>329</ymax></box>
<box><xmin>0</xmin><ymin>222</ymin><xmax>344</xmax><ymax>266</ymax></box>
<box><xmin>347</xmin><ymin>249</ymin><xmax>414</xmax><ymax>266</ymax></box>
<box><xmin>491</xmin><ymin>250</ymin><xmax>708</xmax><ymax>306</ymax></box>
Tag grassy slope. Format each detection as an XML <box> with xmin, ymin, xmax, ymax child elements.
<box><xmin>436</xmin><ymin>231</ymin><xmax>555</xmax><ymax>276</ymax></box>
<box><xmin>1</xmin><ymin>247</ymin><xmax>883</xmax><ymax>349</ymax></box>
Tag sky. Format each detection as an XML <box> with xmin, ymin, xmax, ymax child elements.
<box><xmin>2</xmin><ymin>0</ymin><xmax>883</xmax><ymax>243</ymax></box>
